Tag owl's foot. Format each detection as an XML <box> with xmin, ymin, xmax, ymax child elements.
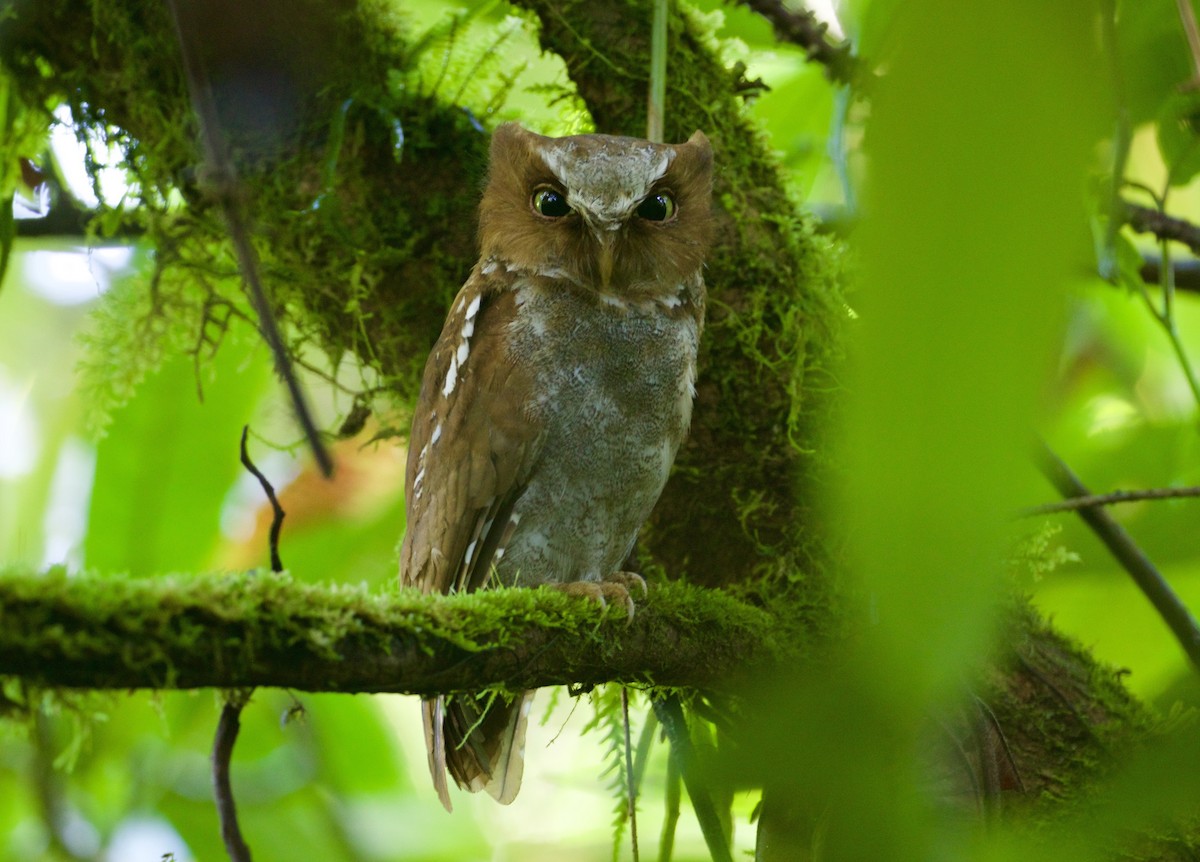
<box><xmin>550</xmin><ymin>572</ymin><xmax>646</xmax><ymax>621</ymax></box>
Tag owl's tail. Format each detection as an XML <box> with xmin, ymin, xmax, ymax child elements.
<box><xmin>422</xmin><ymin>691</ymin><xmax>534</xmax><ymax>812</ymax></box>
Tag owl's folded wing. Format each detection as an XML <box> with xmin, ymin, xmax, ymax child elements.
<box><xmin>399</xmin><ymin>274</ymin><xmax>543</xmax><ymax>596</ymax></box>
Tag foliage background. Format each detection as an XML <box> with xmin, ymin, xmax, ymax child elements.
<box><xmin>4</xmin><ymin>0</ymin><xmax>1200</xmax><ymax>860</ymax></box>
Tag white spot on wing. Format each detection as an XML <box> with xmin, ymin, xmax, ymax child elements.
<box><xmin>430</xmin><ymin>423</ymin><xmax>442</xmax><ymax>445</ymax></box>
<box><xmin>442</xmin><ymin>354</ymin><xmax>458</xmax><ymax>397</ymax></box>
<box><xmin>465</xmin><ymin>295</ymin><xmax>481</xmax><ymax>320</ymax></box>
<box><xmin>464</xmin><ymin>539</ymin><xmax>478</xmax><ymax>565</ymax></box>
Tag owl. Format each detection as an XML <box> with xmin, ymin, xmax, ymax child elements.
<box><xmin>400</xmin><ymin>122</ymin><xmax>714</xmax><ymax>811</ymax></box>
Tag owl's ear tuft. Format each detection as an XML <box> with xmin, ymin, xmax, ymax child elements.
<box><xmin>684</xmin><ymin>130</ymin><xmax>710</xmax><ymax>151</ymax></box>
<box><xmin>670</xmin><ymin>131</ymin><xmax>714</xmax><ymax>208</ymax></box>
<box><xmin>679</xmin><ymin>131</ymin><xmax>713</xmax><ymax>178</ymax></box>
<box><xmin>489</xmin><ymin>123</ymin><xmax>532</xmax><ymax>160</ymax></box>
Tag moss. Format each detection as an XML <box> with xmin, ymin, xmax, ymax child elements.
<box><xmin>984</xmin><ymin>600</ymin><xmax>1152</xmax><ymax>804</ymax></box>
<box><xmin>0</xmin><ymin>0</ymin><xmax>492</xmax><ymax>431</ymax></box>
<box><xmin>0</xmin><ymin>567</ymin><xmax>806</xmax><ymax>696</ymax></box>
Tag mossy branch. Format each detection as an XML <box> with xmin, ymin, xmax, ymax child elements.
<box><xmin>0</xmin><ymin>569</ymin><xmax>804</xmax><ymax>695</ymax></box>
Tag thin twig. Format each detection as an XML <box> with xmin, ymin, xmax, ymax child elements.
<box><xmin>1123</xmin><ymin>199</ymin><xmax>1200</xmax><ymax>257</ymax></box>
<box><xmin>1013</xmin><ymin>653</ymin><xmax>1103</xmax><ymax>747</ymax></box>
<box><xmin>1020</xmin><ymin>485</ymin><xmax>1200</xmax><ymax>516</ymax></box>
<box><xmin>239</xmin><ymin>426</ymin><xmax>286</xmax><ymax>573</ymax></box>
<box><xmin>213</xmin><ymin>698</ymin><xmax>253</xmax><ymax>862</ymax></box>
<box><xmin>164</xmin><ymin>0</ymin><xmax>333</xmax><ymax>478</ymax></box>
<box><xmin>1139</xmin><ymin>255</ymin><xmax>1200</xmax><ymax>292</ymax></box>
<box><xmin>1177</xmin><ymin>0</ymin><xmax>1200</xmax><ymax>87</ymax></box>
<box><xmin>652</xmin><ymin>695</ymin><xmax>733</xmax><ymax>862</ymax></box>
<box><xmin>1100</xmin><ymin>0</ymin><xmax>1132</xmax><ymax>282</ymax></box>
<box><xmin>1034</xmin><ymin>438</ymin><xmax>1200</xmax><ymax>673</ymax></box>
<box><xmin>736</xmin><ymin>0</ymin><xmax>860</xmax><ymax>86</ymax></box>
<box><xmin>647</xmin><ymin>0</ymin><xmax>668</xmax><ymax>143</ymax></box>
<box><xmin>622</xmin><ymin>687</ymin><xmax>640</xmax><ymax>862</ymax></box>
<box><xmin>1125</xmin><ymin>207</ymin><xmax>1200</xmax><ymax>409</ymax></box>
<box><xmin>972</xmin><ymin>694</ymin><xmax>1025</xmax><ymax>795</ymax></box>
<box><xmin>32</xmin><ymin>711</ymin><xmax>86</xmax><ymax>860</ymax></box>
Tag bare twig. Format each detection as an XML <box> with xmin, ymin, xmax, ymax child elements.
<box><xmin>239</xmin><ymin>426</ymin><xmax>286</xmax><ymax>573</ymax></box>
<box><xmin>622</xmin><ymin>687</ymin><xmax>640</xmax><ymax>862</ymax></box>
<box><xmin>1034</xmin><ymin>439</ymin><xmax>1200</xmax><ymax>673</ymax></box>
<box><xmin>1113</xmin><ymin>196</ymin><xmax>1200</xmax><ymax>408</ymax></box>
<box><xmin>1177</xmin><ymin>0</ymin><xmax>1200</xmax><ymax>88</ymax></box>
<box><xmin>1099</xmin><ymin>0</ymin><xmax>1132</xmax><ymax>282</ymax></box>
<box><xmin>1139</xmin><ymin>255</ymin><xmax>1200</xmax><ymax>292</ymax></box>
<box><xmin>647</xmin><ymin>0</ymin><xmax>668</xmax><ymax>143</ymax></box>
<box><xmin>213</xmin><ymin>698</ymin><xmax>253</xmax><ymax>862</ymax></box>
<box><xmin>1123</xmin><ymin>199</ymin><xmax>1200</xmax><ymax>257</ymax></box>
<box><xmin>736</xmin><ymin>0</ymin><xmax>860</xmax><ymax>86</ymax></box>
<box><xmin>1020</xmin><ymin>485</ymin><xmax>1200</xmax><ymax>516</ymax></box>
<box><xmin>164</xmin><ymin>0</ymin><xmax>333</xmax><ymax>478</ymax></box>
<box><xmin>1130</xmin><ymin>208</ymin><xmax>1200</xmax><ymax>409</ymax></box>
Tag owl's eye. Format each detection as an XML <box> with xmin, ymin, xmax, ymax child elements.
<box><xmin>532</xmin><ymin>187</ymin><xmax>572</xmax><ymax>218</ymax></box>
<box><xmin>636</xmin><ymin>192</ymin><xmax>676</xmax><ymax>222</ymax></box>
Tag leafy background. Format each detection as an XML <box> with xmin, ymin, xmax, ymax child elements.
<box><xmin>4</xmin><ymin>0</ymin><xmax>1200</xmax><ymax>859</ymax></box>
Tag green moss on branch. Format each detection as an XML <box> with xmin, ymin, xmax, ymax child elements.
<box><xmin>0</xmin><ymin>568</ymin><xmax>807</xmax><ymax>695</ymax></box>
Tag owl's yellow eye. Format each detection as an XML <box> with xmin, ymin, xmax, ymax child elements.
<box><xmin>532</xmin><ymin>187</ymin><xmax>572</xmax><ymax>218</ymax></box>
<box><xmin>636</xmin><ymin>192</ymin><xmax>676</xmax><ymax>222</ymax></box>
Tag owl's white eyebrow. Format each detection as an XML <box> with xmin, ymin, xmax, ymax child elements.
<box><xmin>537</xmin><ymin>145</ymin><xmax>673</xmax><ymax>204</ymax></box>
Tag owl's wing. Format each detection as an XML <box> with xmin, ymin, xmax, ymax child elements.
<box><xmin>400</xmin><ymin>272</ymin><xmax>542</xmax><ymax>597</ymax></box>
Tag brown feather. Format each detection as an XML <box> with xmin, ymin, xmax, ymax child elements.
<box><xmin>400</xmin><ymin>282</ymin><xmax>542</xmax><ymax>595</ymax></box>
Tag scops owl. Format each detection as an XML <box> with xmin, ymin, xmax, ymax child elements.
<box><xmin>400</xmin><ymin>123</ymin><xmax>714</xmax><ymax>811</ymax></box>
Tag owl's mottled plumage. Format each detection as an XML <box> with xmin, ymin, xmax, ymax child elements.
<box><xmin>400</xmin><ymin>123</ymin><xmax>713</xmax><ymax>810</ymax></box>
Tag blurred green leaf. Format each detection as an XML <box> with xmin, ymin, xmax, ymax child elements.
<box><xmin>1117</xmin><ymin>0</ymin><xmax>1194</xmax><ymax>126</ymax></box>
<box><xmin>83</xmin><ymin>335</ymin><xmax>271</xmax><ymax>576</ymax></box>
<box><xmin>1156</xmin><ymin>89</ymin><xmax>1200</xmax><ymax>186</ymax></box>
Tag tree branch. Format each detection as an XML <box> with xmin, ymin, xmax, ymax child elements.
<box><xmin>0</xmin><ymin>570</ymin><xmax>796</xmax><ymax>695</ymax></box>
<box><xmin>1123</xmin><ymin>198</ymin><xmax>1200</xmax><ymax>257</ymax></box>
<box><xmin>1034</xmin><ymin>439</ymin><xmax>1200</xmax><ymax>672</ymax></box>
<box><xmin>735</xmin><ymin>0</ymin><xmax>861</xmax><ymax>86</ymax></box>
<box><xmin>1020</xmin><ymin>484</ymin><xmax>1200</xmax><ymax>516</ymax></box>
<box><xmin>212</xmin><ymin>698</ymin><xmax>253</xmax><ymax>862</ymax></box>
<box><xmin>164</xmin><ymin>0</ymin><xmax>332</xmax><ymax>479</ymax></box>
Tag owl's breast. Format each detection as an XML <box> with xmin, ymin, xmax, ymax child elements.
<box><xmin>495</xmin><ymin>278</ymin><xmax>702</xmax><ymax>586</ymax></box>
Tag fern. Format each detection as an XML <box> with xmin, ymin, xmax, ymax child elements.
<box><xmin>582</xmin><ymin>684</ymin><xmax>640</xmax><ymax>861</ymax></box>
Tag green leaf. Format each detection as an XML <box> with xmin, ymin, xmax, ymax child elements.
<box><xmin>1156</xmin><ymin>89</ymin><xmax>1200</xmax><ymax>186</ymax></box>
<box><xmin>83</xmin><ymin>335</ymin><xmax>271</xmax><ymax>576</ymax></box>
<box><xmin>1117</xmin><ymin>0</ymin><xmax>1194</xmax><ymax>126</ymax></box>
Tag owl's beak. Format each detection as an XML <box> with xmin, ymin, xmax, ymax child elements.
<box><xmin>591</xmin><ymin>225</ymin><xmax>619</xmax><ymax>289</ymax></box>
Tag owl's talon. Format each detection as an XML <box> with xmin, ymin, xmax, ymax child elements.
<box><xmin>550</xmin><ymin>580</ymin><xmax>639</xmax><ymax>622</ymax></box>
<box><xmin>607</xmin><ymin>571</ymin><xmax>648</xmax><ymax>597</ymax></box>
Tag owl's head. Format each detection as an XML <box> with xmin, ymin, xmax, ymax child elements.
<box><xmin>477</xmin><ymin>124</ymin><xmax>714</xmax><ymax>298</ymax></box>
